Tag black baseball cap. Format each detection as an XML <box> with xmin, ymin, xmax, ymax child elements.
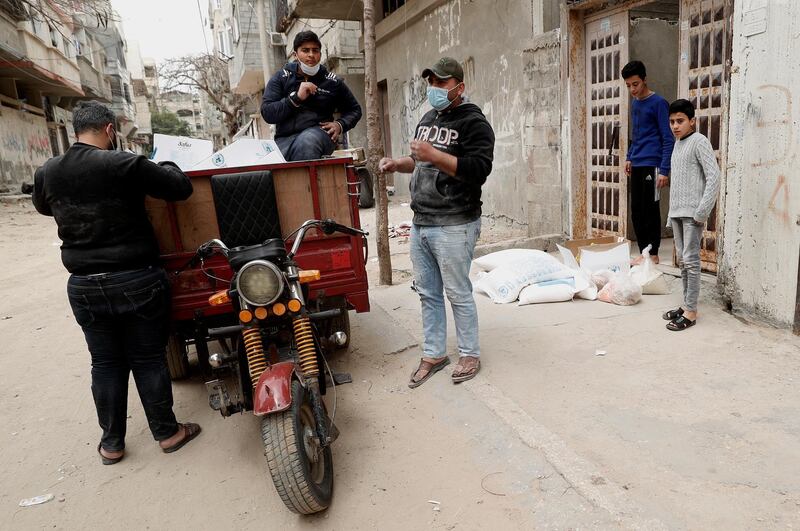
<box><xmin>422</xmin><ymin>57</ymin><xmax>463</xmax><ymax>81</ymax></box>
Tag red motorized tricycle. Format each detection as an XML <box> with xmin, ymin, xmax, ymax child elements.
<box><xmin>145</xmin><ymin>158</ymin><xmax>369</xmax><ymax>514</ymax></box>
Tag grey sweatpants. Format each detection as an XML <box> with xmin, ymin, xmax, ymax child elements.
<box><xmin>671</xmin><ymin>217</ymin><xmax>704</xmax><ymax>312</ymax></box>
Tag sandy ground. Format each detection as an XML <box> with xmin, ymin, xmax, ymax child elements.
<box><xmin>2</xmin><ymin>200</ymin><xmax>800</xmax><ymax>530</ymax></box>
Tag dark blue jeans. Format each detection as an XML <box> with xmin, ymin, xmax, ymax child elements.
<box><xmin>276</xmin><ymin>127</ymin><xmax>335</xmax><ymax>161</ymax></box>
<box><xmin>67</xmin><ymin>267</ymin><xmax>179</xmax><ymax>451</ymax></box>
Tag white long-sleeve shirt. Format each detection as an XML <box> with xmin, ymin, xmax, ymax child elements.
<box><xmin>667</xmin><ymin>132</ymin><xmax>720</xmax><ymax>223</ymax></box>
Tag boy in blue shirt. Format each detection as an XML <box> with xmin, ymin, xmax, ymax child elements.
<box><xmin>621</xmin><ymin>61</ymin><xmax>675</xmax><ymax>264</ymax></box>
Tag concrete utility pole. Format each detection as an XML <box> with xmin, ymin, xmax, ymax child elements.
<box><xmin>363</xmin><ymin>0</ymin><xmax>392</xmax><ymax>285</ymax></box>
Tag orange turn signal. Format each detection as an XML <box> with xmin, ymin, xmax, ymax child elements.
<box><xmin>239</xmin><ymin>310</ymin><xmax>253</xmax><ymax>323</ymax></box>
<box><xmin>209</xmin><ymin>290</ymin><xmax>231</xmax><ymax>306</ymax></box>
<box><xmin>254</xmin><ymin>307</ymin><xmax>268</xmax><ymax>320</ymax></box>
<box><xmin>287</xmin><ymin>299</ymin><xmax>302</xmax><ymax>313</ymax></box>
<box><xmin>272</xmin><ymin>302</ymin><xmax>287</xmax><ymax>316</ymax></box>
<box><xmin>298</xmin><ymin>269</ymin><xmax>321</xmax><ymax>284</ymax></box>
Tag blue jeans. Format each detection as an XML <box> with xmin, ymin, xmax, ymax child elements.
<box><xmin>671</xmin><ymin>217</ymin><xmax>704</xmax><ymax>312</ymax></box>
<box><xmin>67</xmin><ymin>267</ymin><xmax>179</xmax><ymax>451</ymax></box>
<box><xmin>410</xmin><ymin>219</ymin><xmax>481</xmax><ymax>359</ymax></box>
<box><xmin>275</xmin><ymin>127</ymin><xmax>335</xmax><ymax>161</ymax></box>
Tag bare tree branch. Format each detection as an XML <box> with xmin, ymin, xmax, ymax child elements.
<box><xmin>159</xmin><ymin>54</ymin><xmax>253</xmax><ymax>140</ymax></box>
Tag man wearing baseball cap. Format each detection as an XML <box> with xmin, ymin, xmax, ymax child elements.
<box><xmin>261</xmin><ymin>30</ymin><xmax>362</xmax><ymax>161</ymax></box>
<box><xmin>380</xmin><ymin>57</ymin><xmax>495</xmax><ymax>387</ymax></box>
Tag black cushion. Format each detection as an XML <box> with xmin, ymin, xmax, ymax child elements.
<box><xmin>211</xmin><ymin>171</ymin><xmax>283</xmax><ymax>247</ymax></box>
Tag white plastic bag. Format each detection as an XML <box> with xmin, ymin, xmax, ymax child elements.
<box><xmin>556</xmin><ymin>244</ymin><xmax>598</xmax><ymax>300</ymax></box>
<box><xmin>629</xmin><ymin>244</ymin><xmax>669</xmax><ymax>295</ymax></box>
<box><xmin>518</xmin><ymin>278</ymin><xmax>576</xmax><ymax>305</ymax></box>
<box><xmin>591</xmin><ymin>269</ymin><xmax>615</xmax><ymax>289</ymax></box>
<box><xmin>579</xmin><ymin>242</ymin><xmax>631</xmax><ymax>274</ymax></box>
<box><xmin>597</xmin><ymin>273</ymin><xmax>642</xmax><ymax>306</ymax></box>
<box><xmin>473</xmin><ymin>252</ymin><xmax>574</xmax><ymax>304</ymax></box>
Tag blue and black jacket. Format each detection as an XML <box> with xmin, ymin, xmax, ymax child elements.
<box><xmin>260</xmin><ymin>61</ymin><xmax>362</xmax><ymax>139</ymax></box>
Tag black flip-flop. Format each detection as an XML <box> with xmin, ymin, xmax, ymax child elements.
<box><xmin>97</xmin><ymin>443</ymin><xmax>124</xmax><ymax>465</ymax></box>
<box><xmin>663</xmin><ymin>307</ymin><xmax>684</xmax><ymax>321</ymax></box>
<box><xmin>161</xmin><ymin>423</ymin><xmax>202</xmax><ymax>454</ymax></box>
<box><xmin>666</xmin><ymin>315</ymin><xmax>695</xmax><ymax>331</ymax></box>
<box><xmin>408</xmin><ymin>357</ymin><xmax>450</xmax><ymax>389</ymax></box>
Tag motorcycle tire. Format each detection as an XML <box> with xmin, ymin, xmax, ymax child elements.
<box><xmin>166</xmin><ymin>334</ymin><xmax>190</xmax><ymax>380</ymax></box>
<box><xmin>357</xmin><ymin>167</ymin><xmax>374</xmax><ymax>208</ymax></box>
<box><xmin>261</xmin><ymin>380</ymin><xmax>334</xmax><ymax>514</ymax></box>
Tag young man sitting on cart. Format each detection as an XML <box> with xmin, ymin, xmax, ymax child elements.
<box><xmin>260</xmin><ymin>30</ymin><xmax>363</xmax><ymax>161</ymax></box>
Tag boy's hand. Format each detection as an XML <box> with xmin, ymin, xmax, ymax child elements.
<box><xmin>656</xmin><ymin>174</ymin><xmax>669</xmax><ymax>188</ymax></box>
<box><xmin>298</xmin><ymin>82</ymin><xmax>318</xmax><ymax>100</ymax></box>
<box><xmin>624</xmin><ymin>161</ymin><xmax>631</xmax><ymax>176</ymax></box>
<box><xmin>320</xmin><ymin>121</ymin><xmax>342</xmax><ymax>142</ymax></box>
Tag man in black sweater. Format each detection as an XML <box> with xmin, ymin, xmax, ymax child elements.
<box><xmin>33</xmin><ymin>101</ymin><xmax>201</xmax><ymax>465</ymax></box>
<box><xmin>380</xmin><ymin>57</ymin><xmax>495</xmax><ymax>388</ymax></box>
<box><xmin>261</xmin><ymin>30</ymin><xmax>362</xmax><ymax>161</ymax></box>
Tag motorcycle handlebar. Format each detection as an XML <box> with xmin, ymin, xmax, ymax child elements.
<box><xmin>288</xmin><ymin>219</ymin><xmax>368</xmax><ymax>259</ymax></box>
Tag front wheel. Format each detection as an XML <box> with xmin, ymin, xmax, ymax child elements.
<box><xmin>261</xmin><ymin>380</ymin><xmax>333</xmax><ymax>514</ymax></box>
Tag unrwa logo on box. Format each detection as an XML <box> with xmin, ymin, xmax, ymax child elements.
<box><xmin>212</xmin><ymin>153</ymin><xmax>225</xmax><ymax>167</ymax></box>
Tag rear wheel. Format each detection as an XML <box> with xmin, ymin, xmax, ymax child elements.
<box><xmin>261</xmin><ymin>380</ymin><xmax>333</xmax><ymax>514</ymax></box>
<box><xmin>165</xmin><ymin>334</ymin><xmax>189</xmax><ymax>380</ymax></box>
<box><xmin>357</xmin><ymin>167</ymin><xmax>374</xmax><ymax>208</ymax></box>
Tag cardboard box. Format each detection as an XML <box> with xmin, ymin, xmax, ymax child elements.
<box><xmin>192</xmin><ymin>139</ymin><xmax>286</xmax><ymax>170</ymax></box>
<box><xmin>563</xmin><ymin>236</ymin><xmax>627</xmax><ymax>260</ymax></box>
<box><xmin>151</xmin><ymin>134</ymin><xmax>213</xmax><ymax>170</ymax></box>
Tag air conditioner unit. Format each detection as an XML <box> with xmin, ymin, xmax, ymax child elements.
<box><xmin>269</xmin><ymin>32</ymin><xmax>287</xmax><ymax>46</ymax></box>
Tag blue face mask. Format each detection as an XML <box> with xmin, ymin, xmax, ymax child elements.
<box><xmin>427</xmin><ymin>83</ymin><xmax>462</xmax><ymax>111</ymax></box>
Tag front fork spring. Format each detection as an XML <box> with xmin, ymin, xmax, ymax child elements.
<box><xmin>292</xmin><ymin>316</ymin><xmax>319</xmax><ymax>378</ymax></box>
<box><xmin>242</xmin><ymin>327</ymin><xmax>268</xmax><ymax>390</ymax></box>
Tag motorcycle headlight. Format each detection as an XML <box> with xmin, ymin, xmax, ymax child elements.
<box><xmin>236</xmin><ymin>260</ymin><xmax>284</xmax><ymax>307</ymax></box>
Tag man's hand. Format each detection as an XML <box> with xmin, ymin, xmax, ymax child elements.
<box><xmin>379</xmin><ymin>157</ymin><xmax>398</xmax><ymax>173</ymax></box>
<box><xmin>320</xmin><ymin>121</ymin><xmax>342</xmax><ymax>142</ymax></box>
<box><xmin>624</xmin><ymin>160</ymin><xmax>632</xmax><ymax>176</ymax></box>
<box><xmin>656</xmin><ymin>174</ymin><xmax>670</xmax><ymax>189</ymax></box>
<box><xmin>297</xmin><ymin>82</ymin><xmax>318</xmax><ymax>100</ymax></box>
<box><xmin>410</xmin><ymin>140</ymin><xmax>439</xmax><ymax>164</ymax></box>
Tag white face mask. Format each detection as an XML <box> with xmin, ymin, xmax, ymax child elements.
<box><xmin>299</xmin><ymin>61</ymin><xmax>320</xmax><ymax>76</ymax></box>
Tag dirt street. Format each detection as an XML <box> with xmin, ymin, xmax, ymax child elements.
<box><xmin>2</xmin><ymin>200</ymin><xmax>800</xmax><ymax>530</ymax></box>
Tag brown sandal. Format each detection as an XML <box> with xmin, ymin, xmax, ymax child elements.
<box><xmin>452</xmin><ymin>356</ymin><xmax>480</xmax><ymax>383</ymax></box>
<box><xmin>408</xmin><ymin>357</ymin><xmax>450</xmax><ymax>389</ymax></box>
<box><xmin>161</xmin><ymin>423</ymin><xmax>202</xmax><ymax>453</ymax></box>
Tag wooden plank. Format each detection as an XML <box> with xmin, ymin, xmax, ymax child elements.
<box><xmin>174</xmin><ymin>177</ymin><xmax>220</xmax><ymax>251</ymax></box>
<box><xmin>145</xmin><ymin>197</ymin><xmax>177</xmax><ymax>254</ymax></box>
<box><xmin>317</xmin><ymin>164</ymin><xmax>350</xmax><ymax>225</ymax></box>
<box><xmin>273</xmin><ymin>167</ymin><xmax>315</xmax><ymax>238</ymax></box>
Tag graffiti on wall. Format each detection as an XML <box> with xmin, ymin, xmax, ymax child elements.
<box><xmin>746</xmin><ymin>84</ymin><xmax>797</xmax><ymax>227</ymax></box>
<box><xmin>0</xmin><ymin>108</ymin><xmax>52</xmax><ymax>188</ymax></box>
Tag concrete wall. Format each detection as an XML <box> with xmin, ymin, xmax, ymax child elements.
<box><xmin>375</xmin><ymin>0</ymin><xmax>560</xmax><ymax>235</ymax></box>
<box><xmin>0</xmin><ymin>107</ymin><xmax>51</xmax><ymax>190</ymax></box>
<box><xmin>627</xmin><ymin>16</ymin><xmax>679</xmax><ymax>240</ymax></box>
<box><xmin>721</xmin><ymin>0</ymin><xmax>800</xmax><ymax>328</ymax></box>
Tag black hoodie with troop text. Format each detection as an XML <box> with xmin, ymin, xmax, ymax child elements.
<box><xmin>410</xmin><ymin>102</ymin><xmax>495</xmax><ymax>226</ymax></box>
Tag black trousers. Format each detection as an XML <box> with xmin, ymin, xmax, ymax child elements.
<box><xmin>67</xmin><ymin>267</ymin><xmax>179</xmax><ymax>451</ymax></box>
<box><xmin>629</xmin><ymin>166</ymin><xmax>662</xmax><ymax>256</ymax></box>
